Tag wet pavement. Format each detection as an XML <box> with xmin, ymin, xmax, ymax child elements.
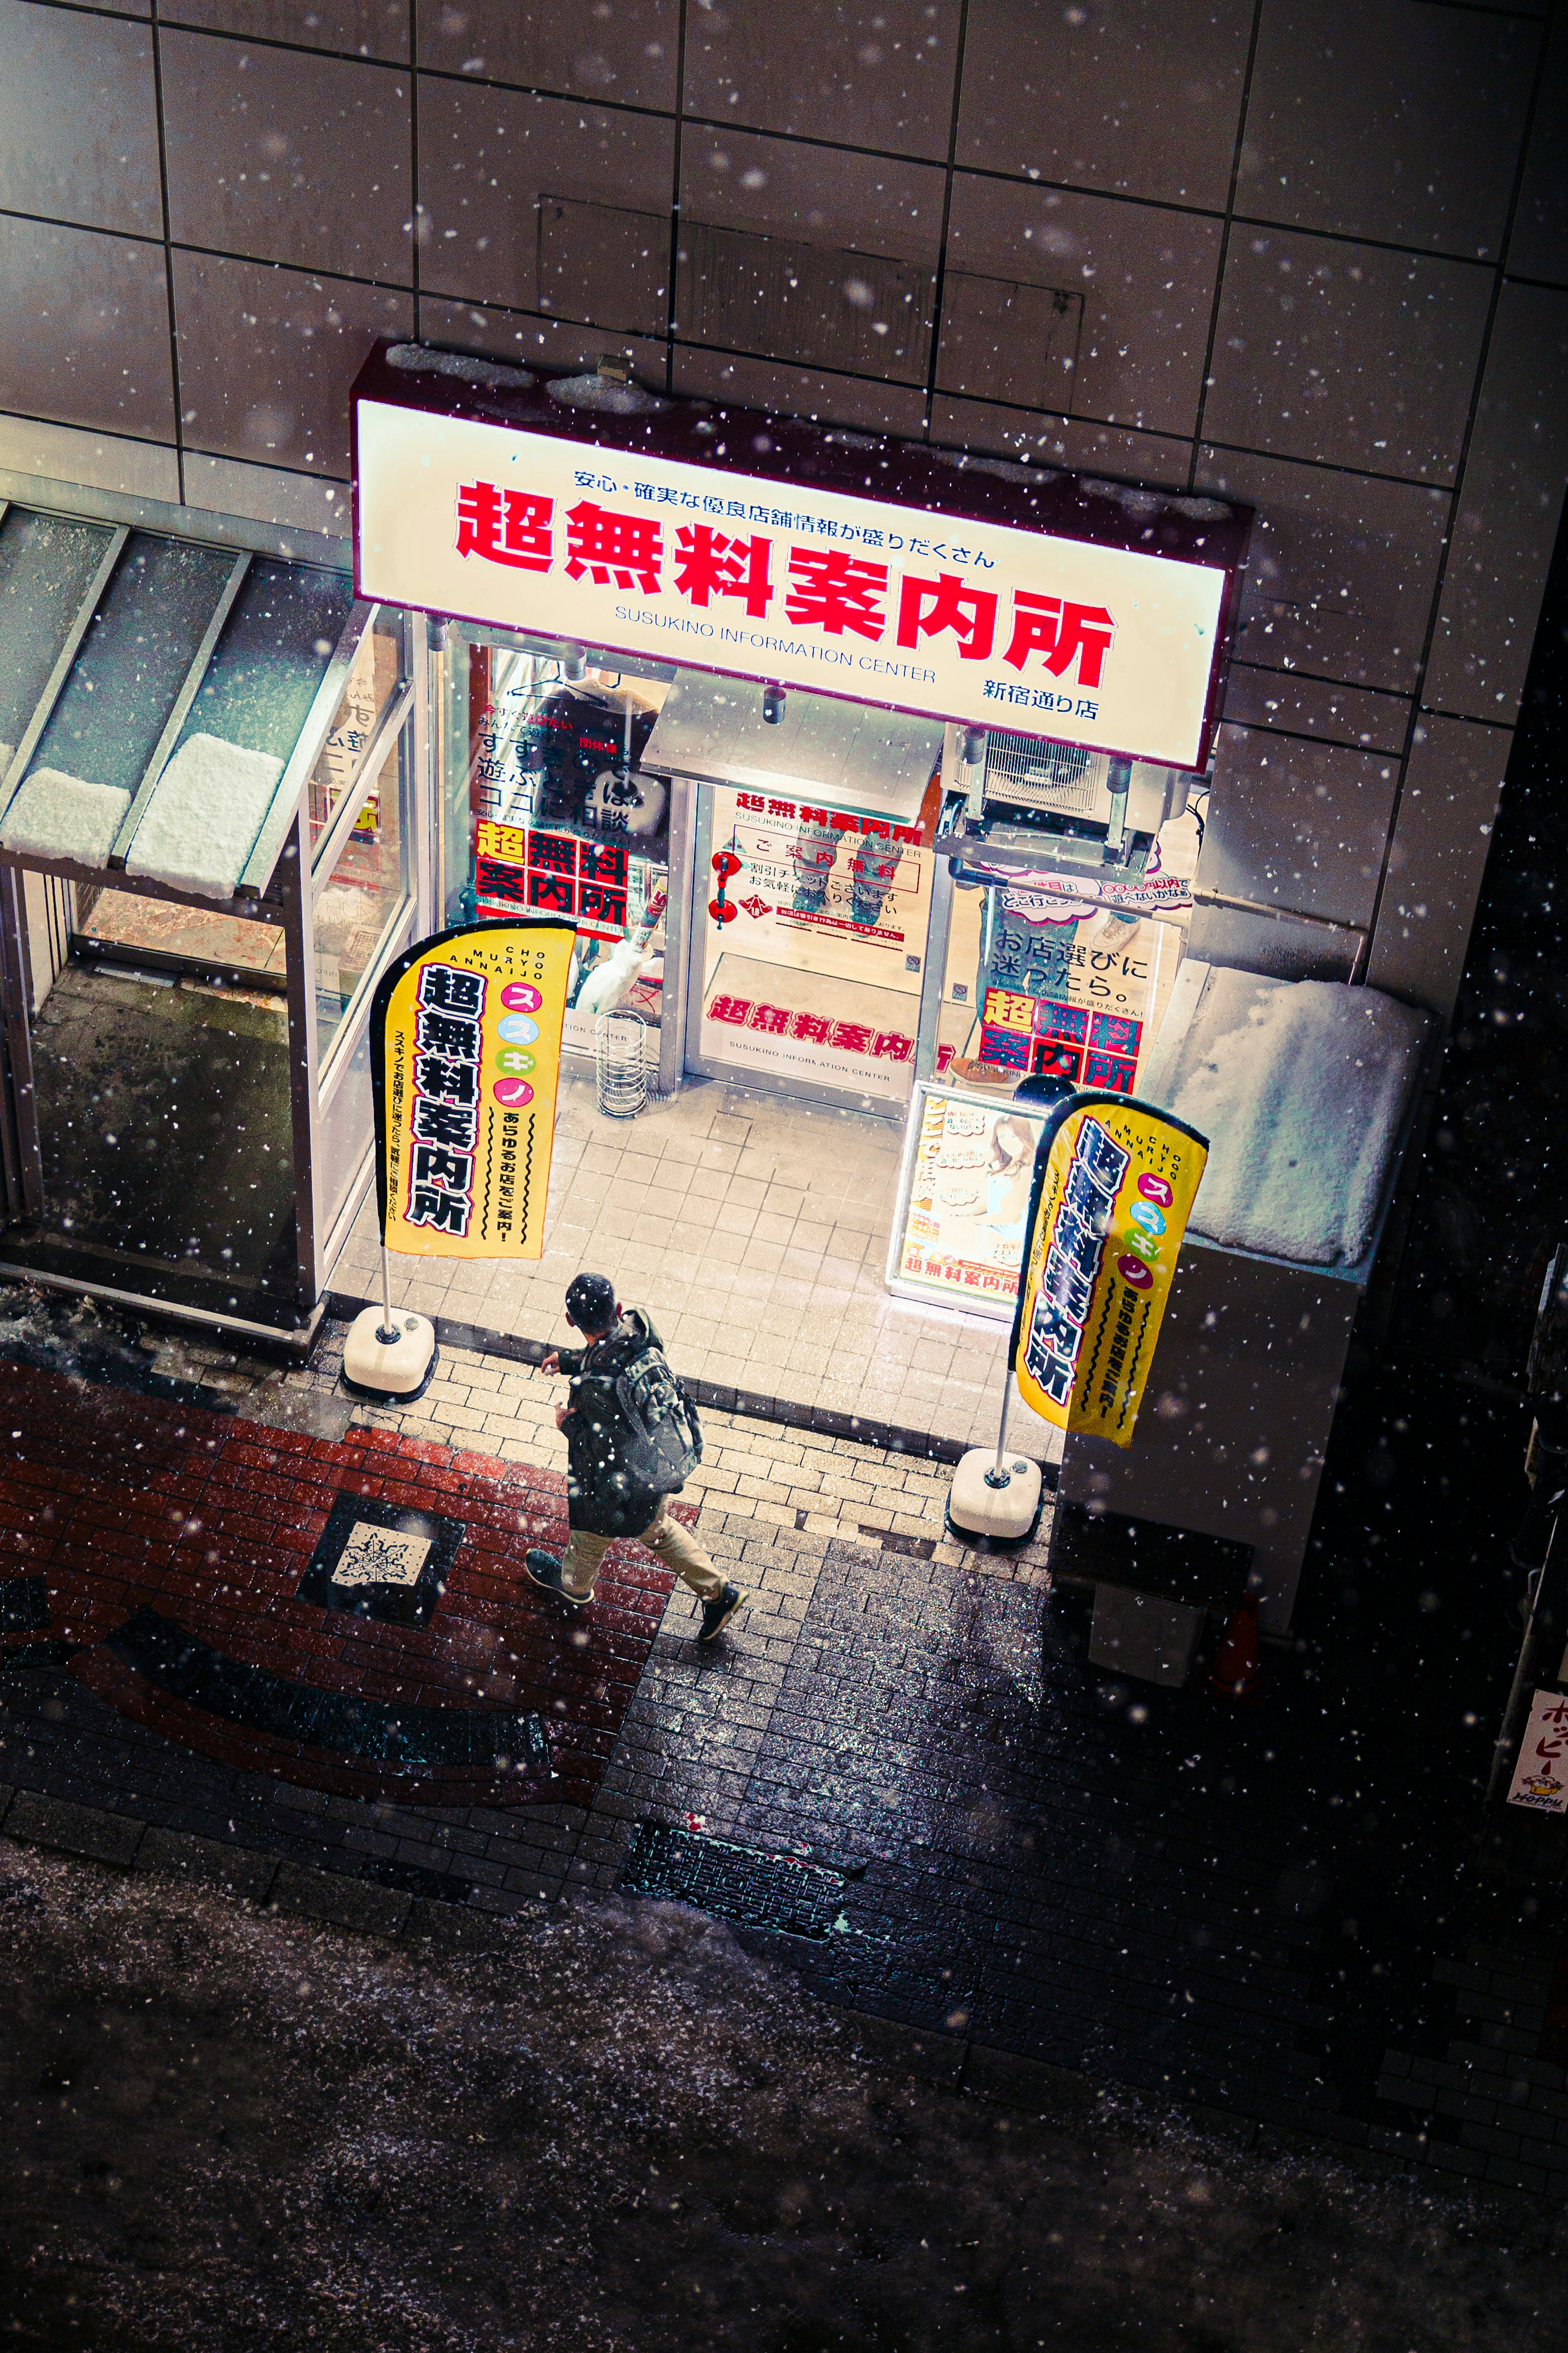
<box><xmin>0</xmin><ymin>1288</ymin><xmax>1565</xmax><ymax>2235</ymax></box>
<box><xmin>7</xmin><ymin>1839</ymin><xmax>1563</xmax><ymax>2353</ymax></box>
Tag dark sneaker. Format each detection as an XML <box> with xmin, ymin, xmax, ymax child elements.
<box><xmin>697</xmin><ymin>1582</ymin><xmax>747</xmax><ymax>1644</ymax></box>
<box><xmin>525</xmin><ymin>1548</ymin><xmax>591</xmax><ymax>1608</ymax></box>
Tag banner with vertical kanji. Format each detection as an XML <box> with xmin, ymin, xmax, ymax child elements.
<box><xmin>370</xmin><ymin>919</ymin><xmax>575</xmax><ymax>1260</ymax></box>
<box><xmin>1009</xmin><ymin>1093</ymin><xmax>1207</xmax><ymax>1448</ymax></box>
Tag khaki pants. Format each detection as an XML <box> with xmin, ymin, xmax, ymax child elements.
<box><xmin>561</xmin><ymin>1500</ymin><xmax>725</xmax><ymax>1603</ymax></box>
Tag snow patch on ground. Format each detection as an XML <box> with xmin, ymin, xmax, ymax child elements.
<box><xmin>1148</xmin><ymin>972</ymin><xmax>1432</xmax><ymax>1266</ymax></box>
<box><xmin>1</xmin><ymin>767</ymin><xmax>131</xmax><ymax>866</ymax></box>
<box><xmin>125</xmin><ymin>732</ymin><xmax>284</xmax><ymax>900</ymax></box>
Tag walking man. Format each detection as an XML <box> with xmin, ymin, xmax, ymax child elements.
<box><xmin>525</xmin><ymin>1271</ymin><xmax>747</xmax><ymax>1644</ymax></box>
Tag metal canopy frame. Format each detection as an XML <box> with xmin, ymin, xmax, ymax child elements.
<box><xmin>0</xmin><ymin>497</ymin><xmax>417</xmax><ymax>1346</ymax></box>
<box><xmin>0</xmin><ymin>496</ymin><xmax>365</xmax><ymax>913</ymax></box>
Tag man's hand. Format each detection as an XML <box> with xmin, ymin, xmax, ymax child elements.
<box><xmin>554</xmin><ymin>1401</ymin><xmax>573</xmax><ymax>1429</ymax></box>
<box><xmin>540</xmin><ymin>1351</ymin><xmax>560</xmax><ymax>1376</ymax></box>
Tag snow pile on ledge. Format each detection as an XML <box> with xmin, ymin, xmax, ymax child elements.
<box><xmin>1146</xmin><ymin>971</ymin><xmax>1432</xmax><ymax>1268</ymax></box>
<box><xmin>125</xmin><ymin>733</ymin><xmax>283</xmax><ymax>900</ymax></box>
<box><xmin>2</xmin><ymin>768</ymin><xmax>132</xmax><ymax>867</ymax></box>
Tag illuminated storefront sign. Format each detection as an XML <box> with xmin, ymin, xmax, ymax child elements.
<box><xmin>353</xmin><ymin>350</ymin><xmax>1248</xmax><ymax>772</ymax></box>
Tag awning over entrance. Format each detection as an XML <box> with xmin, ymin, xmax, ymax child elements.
<box><xmin>0</xmin><ymin>502</ymin><xmax>357</xmax><ymax>904</ymax></box>
<box><xmin>640</xmin><ymin>672</ymin><xmax>942</xmax><ymax>822</ymax></box>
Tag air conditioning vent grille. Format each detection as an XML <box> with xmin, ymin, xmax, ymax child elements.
<box><xmin>984</xmin><ymin>731</ymin><xmax>1110</xmax><ymax>816</ymax></box>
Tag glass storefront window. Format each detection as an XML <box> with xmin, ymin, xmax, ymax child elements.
<box><xmin>312</xmin><ymin>720</ymin><xmax>412</xmax><ymax>1068</ymax></box>
<box><xmin>937</xmin><ymin>801</ymin><xmax>1202</xmax><ymax>1099</ymax></box>
<box><xmin>691</xmin><ymin>779</ymin><xmax>935</xmax><ymax>1108</ymax></box>
<box><xmin>307</xmin><ymin>609</ymin><xmax>405</xmax><ymax>857</ymax></box>
<box><xmin>462</xmin><ymin>643</ymin><xmax>673</xmax><ymax>1063</ymax></box>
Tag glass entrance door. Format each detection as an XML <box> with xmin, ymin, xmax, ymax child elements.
<box><xmin>686</xmin><ymin>780</ymin><xmax>933</xmax><ymax>1114</ymax></box>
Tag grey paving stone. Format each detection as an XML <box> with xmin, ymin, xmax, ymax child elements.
<box><xmin>135</xmin><ymin>1825</ymin><xmax>278</xmax><ymax>1901</ymax></box>
<box><xmin>270</xmin><ymin>1860</ymin><xmax>412</xmax><ymax>1938</ymax></box>
<box><xmin>5</xmin><ymin>1790</ymin><xmax>145</xmax><ymax>1869</ymax></box>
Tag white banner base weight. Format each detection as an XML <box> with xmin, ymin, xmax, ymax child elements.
<box><xmin>342</xmin><ymin>1305</ymin><xmax>437</xmax><ymax>1399</ymax></box>
<box><xmin>946</xmin><ymin>1448</ymin><xmax>1043</xmax><ymax>1546</ymax></box>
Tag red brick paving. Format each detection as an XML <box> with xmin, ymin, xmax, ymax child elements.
<box><xmin>0</xmin><ymin>1363</ymin><xmax>694</xmax><ymax>1807</ymax></box>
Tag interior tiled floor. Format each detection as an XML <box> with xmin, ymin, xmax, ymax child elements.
<box><xmin>335</xmin><ymin>1070</ymin><xmax>1063</xmax><ymax>1462</ymax></box>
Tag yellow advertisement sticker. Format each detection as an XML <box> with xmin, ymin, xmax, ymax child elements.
<box><xmin>1011</xmin><ymin>1094</ymin><xmax>1208</xmax><ymax>1448</ymax></box>
<box><xmin>370</xmin><ymin>919</ymin><xmax>576</xmax><ymax>1261</ymax></box>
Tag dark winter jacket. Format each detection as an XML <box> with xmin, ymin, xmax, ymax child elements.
<box><xmin>556</xmin><ymin>1307</ymin><xmax>676</xmax><ymax>1537</ymax></box>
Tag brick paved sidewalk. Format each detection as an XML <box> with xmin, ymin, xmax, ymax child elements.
<box><xmin>2</xmin><ymin>1310</ymin><xmax>1566</xmax><ymax>2207</ymax></box>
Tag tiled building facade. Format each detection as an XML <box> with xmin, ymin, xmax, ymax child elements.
<box><xmin>0</xmin><ymin>0</ymin><xmax>1564</xmax><ymax>1023</ymax></box>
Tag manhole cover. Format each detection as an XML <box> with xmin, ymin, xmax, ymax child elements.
<box><xmin>621</xmin><ymin>1822</ymin><xmax>847</xmax><ymax>1941</ymax></box>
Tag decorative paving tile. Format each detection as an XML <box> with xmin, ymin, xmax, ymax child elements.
<box><xmin>296</xmin><ymin>1494</ymin><xmax>466</xmax><ymax>1629</ymax></box>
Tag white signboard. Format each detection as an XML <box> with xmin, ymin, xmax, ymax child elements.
<box><xmin>886</xmin><ymin>1085</ymin><xmax>1052</xmax><ymax>1321</ymax></box>
<box><xmin>1507</xmin><ymin>1688</ymin><xmax>1568</xmax><ymax>1812</ymax></box>
<box><xmin>355</xmin><ymin>401</ymin><xmax>1228</xmax><ymax>771</ymax></box>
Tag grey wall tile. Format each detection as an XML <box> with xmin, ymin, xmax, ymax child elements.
<box><xmin>1423</xmin><ymin>281</ymin><xmax>1568</xmax><ymax>726</ymax></box>
<box><xmin>1506</xmin><ymin>9</ymin><xmax>1568</xmax><ymax>286</ymax></box>
<box><xmin>1221</xmin><ymin>664</ymin><xmax>1412</xmax><ymax>755</ymax></box>
<box><xmin>173</xmin><ymin>250</ymin><xmax>411</xmax><ymax>475</ymax></box>
<box><xmin>0</xmin><ymin>412</ymin><xmax>179</xmax><ymax>504</ymax></box>
<box><xmin>956</xmin><ymin>0</ymin><xmax>1250</xmax><ymax>211</ymax></box>
<box><xmin>417</xmin><ymin>295</ymin><xmax>668</xmax><ymax>387</ymax></box>
<box><xmin>0</xmin><ymin>0</ymin><xmax>162</xmax><ymax>236</ymax></box>
<box><xmin>944</xmin><ymin>175</ymin><xmax>1222</xmax><ymax>437</ymax></box>
<box><xmin>418</xmin><ymin>78</ymin><xmax>674</xmax><ymax>329</ymax></box>
<box><xmin>0</xmin><ymin>216</ymin><xmax>174</xmax><ymax>442</ymax></box>
<box><xmin>1238</xmin><ymin>0</ymin><xmax>1539</xmax><ymax>262</ymax></box>
<box><xmin>1195</xmin><ymin>447</ymin><xmax>1451</xmax><ymax>693</ymax></box>
<box><xmin>160</xmin><ymin>31</ymin><xmax>411</xmax><ymax>282</ymax></box>
<box><xmin>1196</xmin><ymin>720</ymin><xmax>1401</xmax><ymax>928</ymax></box>
<box><xmin>1366</xmin><ymin>713</ymin><xmax>1512</xmax><ymax>1017</ymax></box>
<box><xmin>51</xmin><ymin>0</ymin><xmax>149</xmax><ymax>12</ymax></box>
<box><xmin>1203</xmin><ymin>228</ymin><xmax>1493</xmax><ymax>484</ymax></box>
<box><xmin>416</xmin><ymin>0</ymin><xmax>677</xmax><ymax>113</ymax></box>
<box><xmin>162</xmin><ymin>0</ymin><xmax>409</xmax><ymax>62</ymax></box>
<box><xmin>929</xmin><ymin>396</ymin><xmax>1193</xmax><ymax>490</ymax></box>
<box><xmin>681</xmin><ymin>125</ymin><xmax>944</xmax><ymax>266</ymax></box>
<box><xmin>1186</xmin><ymin>898</ymin><xmax>1361</xmax><ymax>982</ymax></box>
<box><xmin>684</xmin><ymin>0</ymin><xmax>961</xmax><ymax>163</ymax></box>
<box><xmin>184</xmin><ymin>450</ymin><xmax>352</xmax><ymax>538</ymax></box>
<box><xmin>672</xmin><ymin>346</ymin><xmax>929</xmax><ymax>438</ymax></box>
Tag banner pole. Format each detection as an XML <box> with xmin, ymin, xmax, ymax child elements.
<box><xmin>987</xmin><ymin>1378</ymin><xmax>1013</xmax><ymax>1490</ymax></box>
<box><xmin>378</xmin><ymin>1244</ymin><xmax>399</xmax><ymax>1346</ymax></box>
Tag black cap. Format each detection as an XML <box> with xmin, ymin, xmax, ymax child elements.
<box><xmin>1012</xmin><ymin>1072</ymin><xmax>1075</xmax><ymax>1108</ymax></box>
<box><xmin>565</xmin><ymin>1271</ymin><xmax>618</xmax><ymax>1331</ymax></box>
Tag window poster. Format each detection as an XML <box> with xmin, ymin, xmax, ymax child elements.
<box><xmin>697</xmin><ymin>783</ymin><xmax>936</xmax><ymax>1104</ymax></box>
<box><xmin>886</xmin><ymin>1086</ymin><xmax>1052</xmax><ymax>1320</ymax></box>
<box><xmin>976</xmin><ymin>899</ymin><xmax>1168</xmax><ymax>1094</ymax></box>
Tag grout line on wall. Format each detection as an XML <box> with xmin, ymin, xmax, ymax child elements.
<box><xmin>145</xmin><ymin>1</ymin><xmax>186</xmax><ymax>508</ymax></box>
<box><xmin>1187</xmin><ymin>0</ymin><xmax>1267</xmax><ymax>493</ymax></box>
<box><xmin>408</xmin><ymin>0</ymin><xmax>422</xmax><ymax>337</ymax></box>
<box><xmin>664</xmin><ymin>3</ymin><xmax>689</xmax><ymax>398</ymax></box>
<box><xmin>918</xmin><ymin>0</ymin><xmax>971</xmax><ymax>444</ymax></box>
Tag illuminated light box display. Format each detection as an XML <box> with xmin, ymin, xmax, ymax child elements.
<box><xmin>885</xmin><ymin>1085</ymin><xmax>1054</xmax><ymax>1322</ymax></box>
<box><xmin>352</xmin><ymin>346</ymin><xmax>1249</xmax><ymax>773</ymax></box>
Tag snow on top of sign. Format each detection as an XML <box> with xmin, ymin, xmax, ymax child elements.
<box><xmin>386</xmin><ymin>343</ymin><xmax>534</xmax><ymax>392</ymax></box>
<box><xmin>546</xmin><ymin>373</ymin><xmax>667</xmax><ymax>416</ymax></box>
<box><xmin>1145</xmin><ymin>970</ymin><xmax>1431</xmax><ymax>1269</ymax></box>
<box><xmin>124</xmin><ymin>732</ymin><xmax>284</xmax><ymax>901</ymax></box>
<box><xmin>1</xmin><ymin>767</ymin><xmax>131</xmax><ymax>867</ymax></box>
